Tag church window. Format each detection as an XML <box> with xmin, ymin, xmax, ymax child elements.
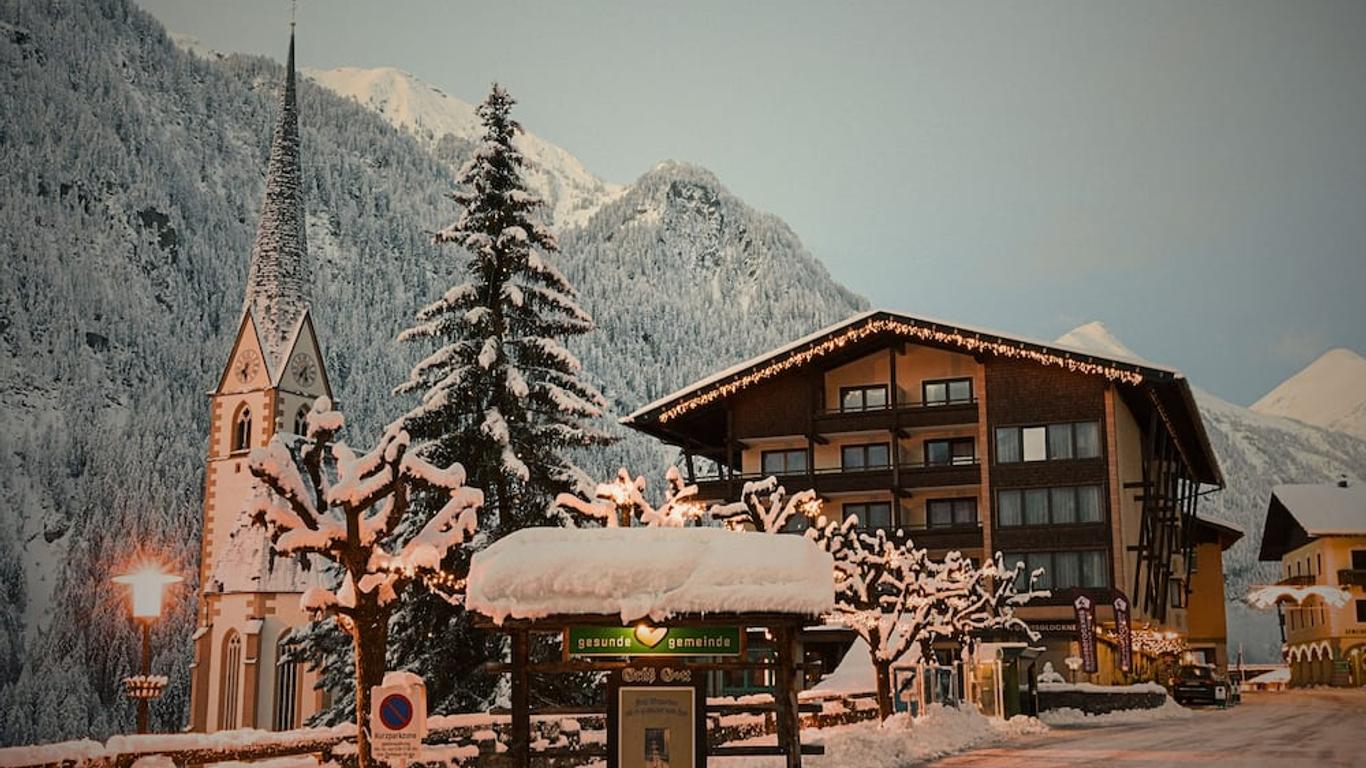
<box><xmin>273</xmin><ymin>635</ymin><xmax>300</xmax><ymax>731</ymax></box>
<box><xmin>293</xmin><ymin>405</ymin><xmax>310</xmax><ymax>437</ymax></box>
<box><xmin>219</xmin><ymin>631</ymin><xmax>242</xmax><ymax>730</ymax></box>
<box><xmin>233</xmin><ymin>406</ymin><xmax>253</xmax><ymax>452</ymax></box>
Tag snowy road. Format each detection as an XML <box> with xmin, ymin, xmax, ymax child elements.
<box><xmin>928</xmin><ymin>689</ymin><xmax>1366</xmax><ymax>767</ymax></box>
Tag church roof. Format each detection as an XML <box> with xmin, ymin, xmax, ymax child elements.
<box><xmin>244</xmin><ymin>31</ymin><xmax>309</xmax><ymax>369</ymax></box>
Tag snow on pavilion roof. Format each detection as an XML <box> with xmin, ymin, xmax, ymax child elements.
<box><xmin>465</xmin><ymin>526</ymin><xmax>835</xmax><ymax>624</ymax></box>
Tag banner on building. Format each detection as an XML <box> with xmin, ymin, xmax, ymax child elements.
<box><xmin>1073</xmin><ymin>594</ymin><xmax>1099</xmax><ymax>674</ymax></box>
<box><xmin>1114</xmin><ymin>593</ymin><xmax>1133</xmax><ymax>673</ymax></box>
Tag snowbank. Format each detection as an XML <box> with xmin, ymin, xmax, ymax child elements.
<box><xmin>1039</xmin><ymin>696</ymin><xmax>1192</xmax><ymax>727</ymax></box>
<box><xmin>1038</xmin><ymin>681</ymin><xmax>1167</xmax><ymax>694</ymax></box>
<box><xmin>465</xmin><ymin>526</ymin><xmax>834</xmax><ymax>623</ymax></box>
<box><xmin>805</xmin><ymin>638</ymin><xmax>875</xmax><ymax>697</ymax></box>
<box><xmin>711</xmin><ymin>706</ymin><xmax>1048</xmax><ymax>767</ymax></box>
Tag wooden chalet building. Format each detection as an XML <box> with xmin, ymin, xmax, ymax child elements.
<box><xmin>623</xmin><ymin>310</ymin><xmax>1227</xmax><ymax>682</ymax></box>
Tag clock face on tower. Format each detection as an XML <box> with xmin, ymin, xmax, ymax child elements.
<box><xmin>291</xmin><ymin>352</ymin><xmax>317</xmax><ymax>387</ymax></box>
<box><xmin>234</xmin><ymin>349</ymin><xmax>261</xmax><ymax>384</ymax></box>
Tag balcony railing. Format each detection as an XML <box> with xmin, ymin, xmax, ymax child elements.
<box><xmin>812</xmin><ymin>398</ymin><xmax>979</xmax><ymax>431</ymax></box>
<box><xmin>1338</xmin><ymin>569</ymin><xmax>1366</xmax><ymax>588</ymax></box>
<box><xmin>692</xmin><ymin>460</ymin><xmax>981</xmax><ymax>498</ymax></box>
<box><xmin>1277</xmin><ymin>574</ymin><xmax>1317</xmax><ymax>586</ymax></box>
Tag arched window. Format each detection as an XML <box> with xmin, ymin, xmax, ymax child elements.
<box><xmin>292</xmin><ymin>405</ymin><xmax>310</xmax><ymax>437</ymax></box>
<box><xmin>219</xmin><ymin>631</ymin><xmax>242</xmax><ymax>730</ymax></box>
<box><xmin>232</xmin><ymin>406</ymin><xmax>252</xmax><ymax>452</ymax></box>
<box><xmin>273</xmin><ymin>634</ymin><xmax>300</xmax><ymax>731</ymax></box>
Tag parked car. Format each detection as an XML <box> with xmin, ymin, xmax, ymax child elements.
<box><xmin>1170</xmin><ymin>664</ymin><xmax>1239</xmax><ymax>707</ymax></box>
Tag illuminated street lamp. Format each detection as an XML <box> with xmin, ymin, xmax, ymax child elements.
<box><xmin>112</xmin><ymin>565</ymin><xmax>182</xmax><ymax>734</ymax></box>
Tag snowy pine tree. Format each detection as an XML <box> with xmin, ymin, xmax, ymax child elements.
<box><xmin>389</xmin><ymin>84</ymin><xmax>611</xmax><ymax>712</ymax></box>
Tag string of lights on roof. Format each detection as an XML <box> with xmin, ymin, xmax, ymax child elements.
<box><xmin>655</xmin><ymin>316</ymin><xmax>1147</xmax><ymax>424</ymax></box>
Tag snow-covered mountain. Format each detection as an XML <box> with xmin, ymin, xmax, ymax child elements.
<box><xmin>0</xmin><ymin>0</ymin><xmax>862</xmax><ymax>742</ymax></box>
<box><xmin>1250</xmin><ymin>348</ymin><xmax>1366</xmax><ymax>442</ymax></box>
<box><xmin>302</xmin><ymin>66</ymin><xmax>622</xmax><ymax>231</ymax></box>
<box><xmin>1056</xmin><ymin>324</ymin><xmax>1366</xmax><ymax>662</ymax></box>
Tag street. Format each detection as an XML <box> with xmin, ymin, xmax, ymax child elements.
<box><xmin>928</xmin><ymin>689</ymin><xmax>1366</xmax><ymax>767</ymax></box>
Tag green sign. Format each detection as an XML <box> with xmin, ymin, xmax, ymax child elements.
<box><xmin>567</xmin><ymin>625</ymin><xmax>743</xmax><ymax>657</ymax></box>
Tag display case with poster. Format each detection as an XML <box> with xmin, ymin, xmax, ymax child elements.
<box><xmin>608</xmin><ymin>664</ymin><xmax>707</xmax><ymax>768</ymax></box>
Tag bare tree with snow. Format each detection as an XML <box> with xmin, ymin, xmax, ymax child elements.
<box><xmin>556</xmin><ymin>466</ymin><xmax>706</xmax><ymax>528</ymax></box>
<box><xmin>708</xmin><ymin>475</ymin><xmax>823</xmax><ymax>533</ymax></box>
<box><xmin>247</xmin><ymin>398</ymin><xmax>482</xmax><ymax>768</ymax></box>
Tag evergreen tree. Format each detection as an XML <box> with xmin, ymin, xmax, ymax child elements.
<box><xmin>390</xmin><ymin>84</ymin><xmax>611</xmax><ymax>712</ymax></box>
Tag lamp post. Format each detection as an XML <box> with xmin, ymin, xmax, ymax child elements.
<box><xmin>113</xmin><ymin>565</ymin><xmax>182</xmax><ymax>734</ymax></box>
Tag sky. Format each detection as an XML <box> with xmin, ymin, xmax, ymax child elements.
<box><xmin>138</xmin><ymin>0</ymin><xmax>1366</xmax><ymax>406</ymax></box>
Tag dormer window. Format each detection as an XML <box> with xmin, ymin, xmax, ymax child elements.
<box><xmin>232</xmin><ymin>406</ymin><xmax>252</xmax><ymax>452</ymax></box>
<box><xmin>293</xmin><ymin>405</ymin><xmax>310</xmax><ymax>437</ymax></box>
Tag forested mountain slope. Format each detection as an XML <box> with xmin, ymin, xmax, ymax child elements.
<box><xmin>0</xmin><ymin>0</ymin><xmax>863</xmax><ymax>741</ymax></box>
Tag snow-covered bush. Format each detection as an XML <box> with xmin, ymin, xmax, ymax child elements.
<box><xmin>555</xmin><ymin>467</ymin><xmax>704</xmax><ymax>527</ymax></box>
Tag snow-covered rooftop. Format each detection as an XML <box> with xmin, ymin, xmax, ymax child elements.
<box><xmin>624</xmin><ymin>309</ymin><xmax>1181</xmax><ymax>424</ymax></box>
<box><xmin>464</xmin><ymin>526</ymin><xmax>834</xmax><ymax>624</ymax></box>
<box><xmin>1270</xmin><ymin>483</ymin><xmax>1366</xmax><ymax>536</ymax></box>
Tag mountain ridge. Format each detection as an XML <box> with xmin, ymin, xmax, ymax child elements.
<box><xmin>1251</xmin><ymin>347</ymin><xmax>1366</xmax><ymax>441</ymax></box>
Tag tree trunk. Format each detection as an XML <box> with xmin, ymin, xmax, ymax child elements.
<box><xmin>351</xmin><ymin>605</ymin><xmax>390</xmax><ymax>768</ymax></box>
<box><xmin>874</xmin><ymin>659</ymin><xmax>894</xmax><ymax>722</ymax></box>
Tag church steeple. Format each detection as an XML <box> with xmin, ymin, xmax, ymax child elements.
<box><xmin>244</xmin><ymin>29</ymin><xmax>308</xmax><ymax>366</ymax></box>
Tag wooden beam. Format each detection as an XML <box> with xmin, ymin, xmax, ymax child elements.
<box><xmin>773</xmin><ymin>624</ymin><xmax>803</xmax><ymax>768</ymax></box>
<box><xmin>509</xmin><ymin>629</ymin><xmax>530</xmax><ymax>768</ymax></box>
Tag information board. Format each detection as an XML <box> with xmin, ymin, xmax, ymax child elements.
<box><xmin>607</xmin><ymin>664</ymin><xmax>706</xmax><ymax>768</ymax></box>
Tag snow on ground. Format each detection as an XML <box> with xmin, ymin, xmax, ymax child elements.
<box><xmin>708</xmin><ymin>706</ymin><xmax>1048</xmax><ymax>768</ymax></box>
<box><xmin>1038</xmin><ymin>697</ymin><xmax>1193</xmax><ymax>727</ymax></box>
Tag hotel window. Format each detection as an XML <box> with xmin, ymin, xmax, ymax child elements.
<box><xmin>923</xmin><ymin>378</ymin><xmax>973</xmax><ymax>406</ymax></box>
<box><xmin>997</xmin><ymin>486</ymin><xmax>1103</xmax><ymax>527</ymax></box>
<box><xmin>273</xmin><ymin>635</ymin><xmax>300</xmax><ymax>731</ymax></box>
<box><xmin>1357</xmin><ymin>600</ymin><xmax>1366</xmax><ymax>623</ymax></box>
<box><xmin>1171</xmin><ymin>583</ymin><xmax>1187</xmax><ymax>609</ymax></box>
<box><xmin>841</xmin><ymin>442</ymin><xmax>890</xmax><ymax>470</ymax></box>
<box><xmin>927</xmin><ymin>498</ymin><xmax>977</xmax><ymax>528</ymax></box>
<box><xmin>845</xmin><ymin>501</ymin><xmax>892</xmax><ymax>530</ymax></box>
<box><xmin>782</xmin><ymin>511</ymin><xmax>811</xmax><ymax>533</ymax></box>
<box><xmin>840</xmin><ymin>384</ymin><xmax>889</xmax><ymax>412</ymax></box>
<box><xmin>924</xmin><ymin>438</ymin><xmax>975</xmax><ymax>466</ymax></box>
<box><xmin>1002</xmin><ymin>550</ymin><xmax>1107</xmax><ymax>590</ymax></box>
<box><xmin>995</xmin><ymin>421</ymin><xmax>1101</xmax><ymax>463</ymax></box>
<box><xmin>1352</xmin><ymin>550</ymin><xmax>1366</xmax><ymax>570</ymax></box>
<box><xmin>762</xmin><ymin>449</ymin><xmax>808</xmax><ymax>475</ymax></box>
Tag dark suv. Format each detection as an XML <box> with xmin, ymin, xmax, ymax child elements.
<box><xmin>1171</xmin><ymin>664</ymin><xmax>1238</xmax><ymax>707</ymax></box>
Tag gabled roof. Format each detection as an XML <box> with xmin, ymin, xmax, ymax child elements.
<box><xmin>623</xmin><ymin>309</ymin><xmax>1221</xmax><ymax>485</ymax></box>
<box><xmin>1259</xmin><ymin>482</ymin><xmax>1366</xmax><ymax>561</ymax></box>
<box><xmin>1194</xmin><ymin>513</ymin><xmax>1244</xmax><ymax>551</ymax></box>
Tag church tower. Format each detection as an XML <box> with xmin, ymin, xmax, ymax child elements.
<box><xmin>189</xmin><ymin>31</ymin><xmax>332</xmax><ymax>733</ymax></box>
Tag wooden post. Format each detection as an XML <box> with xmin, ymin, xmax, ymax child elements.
<box><xmin>510</xmin><ymin>629</ymin><xmax>531</xmax><ymax>768</ymax></box>
<box><xmin>773</xmin><ymin>624</ymin><xmax>803</xmax><ymax>768</ymax></box>
<box><xmin>725</xmin><ymin>405</ymin><xmax>737</xmax><ymax>497</ymax></box>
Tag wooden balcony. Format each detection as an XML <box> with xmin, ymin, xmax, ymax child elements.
<box><xmin>811</xmin><ymin>399</ymin><xmax>978</xmax><ymax>435</ymax></box>
<box><xmin>1277</xmin><ymin>574</ymin><xmax>1317</xmax><ymax>586</ymax></box>
<box><xmin>692</xmin><ymin>461</ymin><xmax>981</xmax><ymax>502</ymax></box>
